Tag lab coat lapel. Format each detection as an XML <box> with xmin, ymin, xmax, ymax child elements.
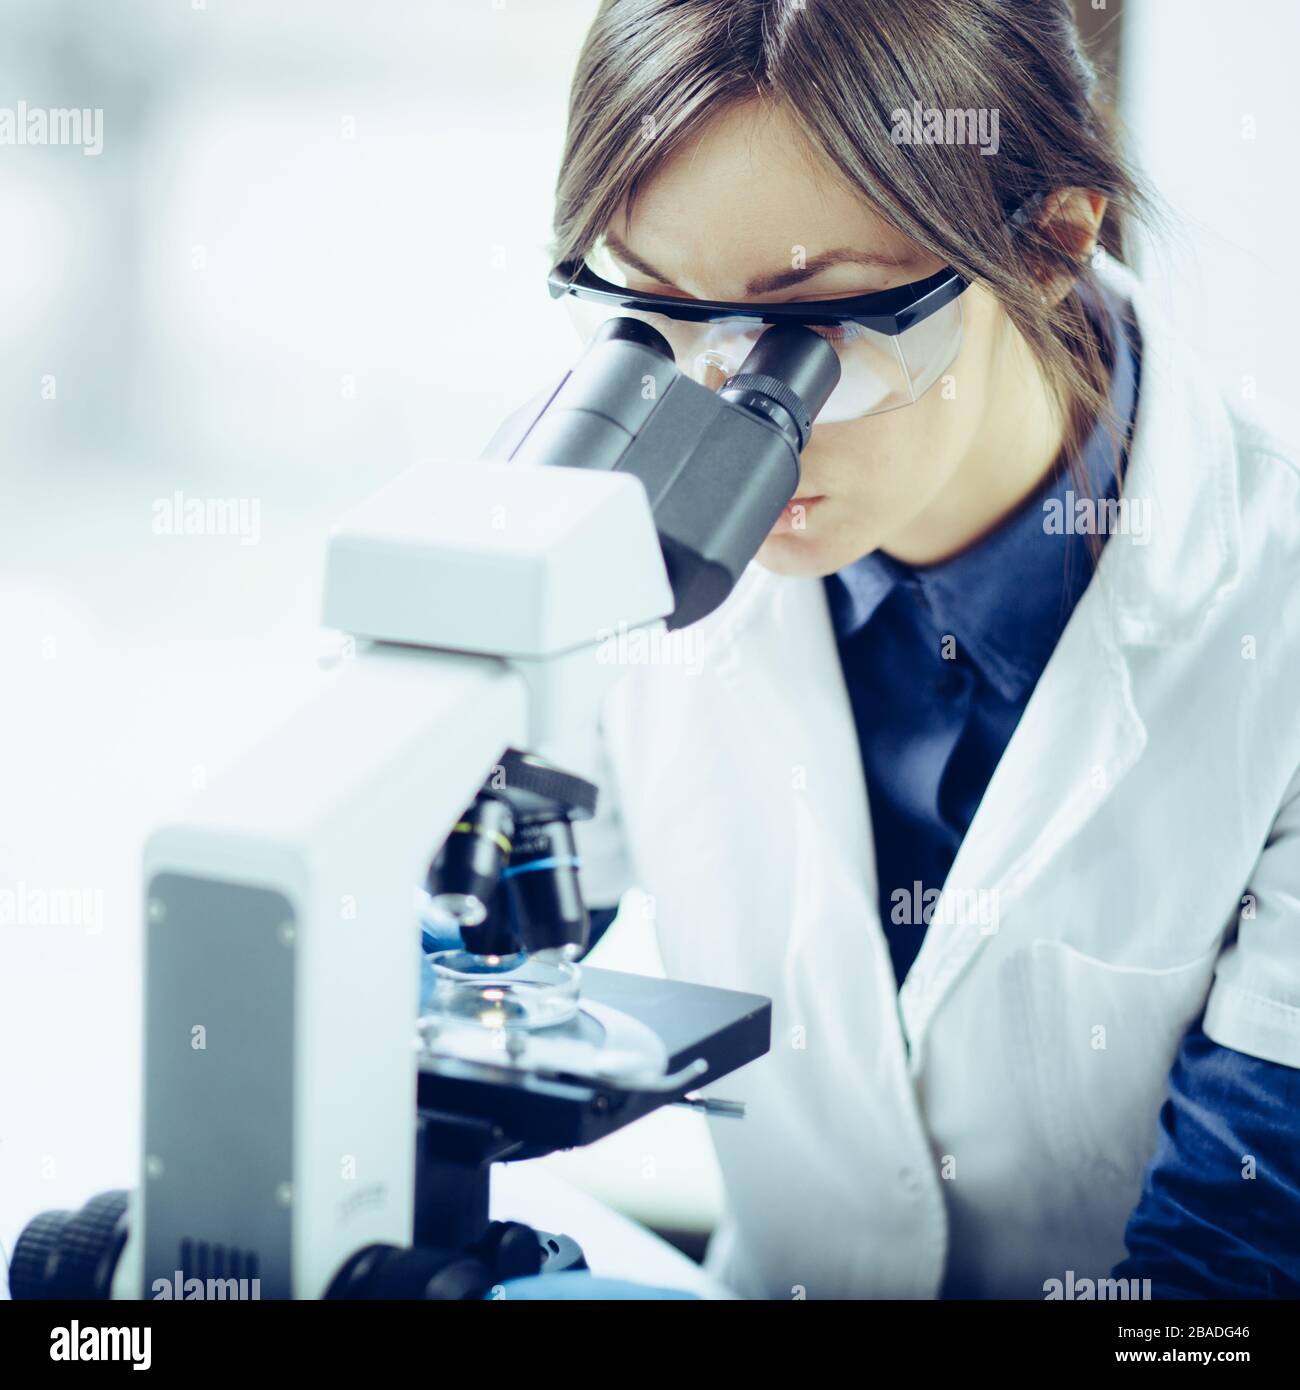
<box><xmin>701</xmin><ymin>563</ymin><xmax>878</xmax><ymax>904</ymax></box>
<box><xmin>703</xmin><ymin>565</ymin><xmax>920</xmax><ymax>1140</ymax></box>
<box><xmin>700</xmin><ymin>544</ymin><xmax>1148</xmax><ymax>1062</ymax></box>
<box><xmin>897</xmin><ymin>585</ymin><xmax>1147</xmax><ymax>1058</ymax></box>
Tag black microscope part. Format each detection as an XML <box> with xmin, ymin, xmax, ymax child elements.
<box><xmin>502</xmin><ymin>816</ymin><xmax>589</xmax><ymax>957</ymax></box>
<box><xmin>486</xmin><ymin>317</ymin><xmax>841</xmax><ymax>630</ymax></box>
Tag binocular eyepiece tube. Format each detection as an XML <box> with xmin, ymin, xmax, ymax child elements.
<box><xmin>504</xmin><ymin>315</ymin><xmax>840</xmax><ymax>630</ymax></box>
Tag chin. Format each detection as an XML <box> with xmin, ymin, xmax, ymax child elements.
<box><xmin>754</xmin><ymin>531</ymin><xmax>840</xmax><ymax>578</ymax></box>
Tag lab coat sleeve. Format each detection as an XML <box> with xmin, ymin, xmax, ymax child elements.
<box><xmin>1113</xmin><ymin>1022</ymin><xmax>1300</xmax><ymax>1298</ymax></box>
<box><xmin>1202</xmin><ymin>759</ymin><xmax>1300</xmax><ymax>1068</ymax></box>
<box><xmin>1112</xmin><ymin>760</ymin><xmax>1300</xmax><ymax>1295</ymax></box>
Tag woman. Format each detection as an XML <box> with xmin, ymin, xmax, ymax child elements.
<box><xmin>549</xmin><ymin>0</ymin><xmax>1300</xmax><ymax>1298</ymax></box>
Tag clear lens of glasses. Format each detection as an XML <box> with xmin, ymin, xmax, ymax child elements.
<box><xmin>564</xmin><ymin>250</ymin><xmax>963</xmax><ymax>423</ymax></box>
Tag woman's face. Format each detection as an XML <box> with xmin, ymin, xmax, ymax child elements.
<box><xmin>603</xmin><ymin>99</ymin><xmax>1034</xmax><ymax>576</ymax></box>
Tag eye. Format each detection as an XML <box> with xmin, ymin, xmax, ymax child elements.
<box><xmin>805</xmin><ymin>322</ymin><xmax>865</xmax><ymax>345</ymax></box>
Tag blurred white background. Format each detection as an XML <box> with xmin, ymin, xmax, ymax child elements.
<box><xmin>1122</xmin><ymin>0</ymin><xmax>1300</xmax><ymax>443</ymax></box>
<box><xmin>1</xmin><ymin>0</ymin><xmax>1298</xmax><ymax>1283</ymax></box>
<box><xmin>0</xmin><ymin>0</ymin><xmax>723</xmax><ymax>1285</ymax></box>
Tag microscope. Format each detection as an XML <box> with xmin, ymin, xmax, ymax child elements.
<box><xmin>11</xmin><ymin>315</ymin><xmax>839</xmax><ymax>1301</ymax></box>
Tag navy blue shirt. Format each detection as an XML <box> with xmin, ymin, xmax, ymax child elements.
<box><xmin>824</xmin><ymin>346</ymin><xmax>1128</xmax><ymax>984</ymax></box>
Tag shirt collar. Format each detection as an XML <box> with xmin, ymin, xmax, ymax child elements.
<box><xmin>826</xmin><ymin>279</ymin><xmax>1140</xmax><ymax>703</ymax></box>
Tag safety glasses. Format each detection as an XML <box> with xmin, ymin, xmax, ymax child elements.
<box><xmin>548</xmin><ymin>240</ymin><xmax>969</xmax><ymax>424</ymax></box>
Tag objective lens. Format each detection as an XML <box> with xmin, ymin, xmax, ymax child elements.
<box><xmin>424</xmin><ymin>892</ymin><xmax>487</xmax><ymax>929</ymax></box>
<box><xmin>502</xmin><ymin>818</ymin><xmax>589</xmax><ymax>959</ymax></box>
<box><xmin>425</xmin><ymin>795</ymin><xmax>514</xmax><ymax>932</ymax></box>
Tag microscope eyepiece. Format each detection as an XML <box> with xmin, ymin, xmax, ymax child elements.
<box><xmin>490</xmin><ymin>311</ymin><xmax>841</xmax><ymax>631</ymax></box>
<box><xmin>719</xmin><ymin>324</ymin><xmax>841</xmax><ymax>452</ymax></box>
<box><xmin>590</xmin><ymin>314</ymin><xmax>674</xmax><ymax>361</ymax></box>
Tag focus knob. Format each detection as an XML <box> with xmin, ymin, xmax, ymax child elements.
<box><xmin>9</xmin><ymin>1191</ymin><xmax>129</xmax><ymax>1299</ymax></box>
<box><xmin>8</xmin><ymin>1208</ymin><xmax>70</xmax><ymax>1299</ymax></box>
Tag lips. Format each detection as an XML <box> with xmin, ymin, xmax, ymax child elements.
<box><xmin>770</xmin><ymin>494</ymin><xmax>824</xmax><ymax>536</ymax></box>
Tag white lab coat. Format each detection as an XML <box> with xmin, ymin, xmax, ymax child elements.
<box><xmin>574</xmin><ymin>257</ymin><xmax>1300</xmax><ymax>1299</ymax></box>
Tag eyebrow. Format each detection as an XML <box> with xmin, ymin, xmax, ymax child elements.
<box><xmin>603</xmin><ymin>231</ymin><xmax>913</xmax><ymax>296</ymax></box>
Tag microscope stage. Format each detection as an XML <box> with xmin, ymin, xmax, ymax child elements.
<box><xmin>416</xmin><ymin>967</ymin><xmax>770</xmax><ymax>1152</ymax></box>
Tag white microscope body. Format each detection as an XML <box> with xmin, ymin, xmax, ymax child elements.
<box><xmin>114</xmin><ymin>458</ymin><xmax>674</xmax><ymax>1299</ymax></box>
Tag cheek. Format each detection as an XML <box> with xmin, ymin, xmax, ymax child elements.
<box><xmin>803</xmin><ymin>387</ymin><xmax>965</xmax><ymax>514</ymax></box>
<box><xmin>799</xmin><ymin>288</ymin><xmax>995</xmax><ymax>508</ymax></box>
<box><xmin>755</xmin><ymin>300</ymin><xmax>997</xmax><ymax>576</ymax></box>
<box><xmin>754</xmin><ymin>383</ymin><xmax>973</xmax><ymax>576</ymax></box>
<box><xmin>806</xmin><ymin>294</ymin><xmax>998</xmax><ymax>506</ymax></box>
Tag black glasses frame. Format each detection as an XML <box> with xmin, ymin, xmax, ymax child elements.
<box><xmin>547</xmin><ymin>257</ymin><xmax>970</xmax><ymax>337</ymax></box>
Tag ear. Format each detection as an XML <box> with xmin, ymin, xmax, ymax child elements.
<box><xmin>1034</xmin><ymin>188</ymin><xmax>1108</xmax><ymax>306</ymax></box>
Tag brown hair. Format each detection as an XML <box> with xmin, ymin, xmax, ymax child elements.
<box><xmin>553</xmin><ymin>0</ymin><xmax>1149</xmax><ymax>480</ymax></box>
